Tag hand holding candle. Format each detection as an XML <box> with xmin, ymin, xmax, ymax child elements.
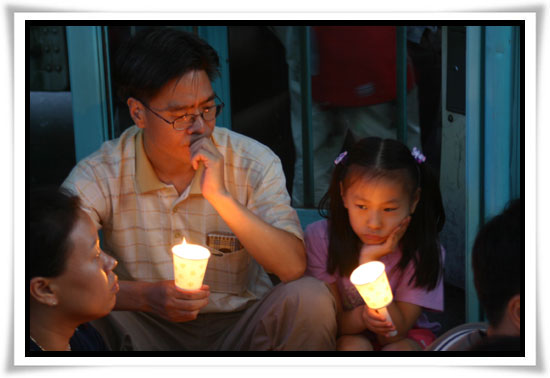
<box><xmin>350</xmin><ymin>261</ymin><xmax>398</xmax><ymax>337</ymax></box>
<box><xmin>172</xmin><ymin>238</ymin><xmax>211</xmax><ymax>291</ymax></box>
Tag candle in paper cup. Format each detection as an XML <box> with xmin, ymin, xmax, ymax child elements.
<box><xmin>172</xmin><ymin>238</ymin><xmax>210</xmax><ymax>290</ymax></box>
<box><xmin>350</xmin><ymin>261</ymin><xmax>398</xmax><ymax>337</ymax></box>
<box><xmin>350</xmin><ymin>261</ymin><xmax>393</xmax><ymax>309</ymax></box>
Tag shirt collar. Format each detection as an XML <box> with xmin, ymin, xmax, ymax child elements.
<box><xmin>134</xmin><ymin>129</ymin><xmax>212</xmax><ymax>195</ymax></box>
<box><xmin>135</xmin><ymin>130</ymin><xmax>165</xmax><ymax>194</ymax></box>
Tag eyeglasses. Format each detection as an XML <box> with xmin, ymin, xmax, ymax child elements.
<box><xmin>136</xmin><ymin>95</ymin><xmax>224</xmax><ymax>131</ymax></box>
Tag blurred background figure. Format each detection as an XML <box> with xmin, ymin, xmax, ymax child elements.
<box><xmin>274</xmin><ymin>26</ymin><xmax>423</xmax><ymax>207</ymax></box>
<box><xmin>407</xmin><ymin>26</ymin><xmax>442</xmax><ymax>179</ymax></box>
<box><xmin>28</xmin><ymin>187</ymin><xmax>119</xmax><ymax>351</ymax></box>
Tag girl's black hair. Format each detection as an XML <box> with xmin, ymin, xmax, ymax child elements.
<box><xmin>27</xmin><ymin>187</ymin><xmax>82</xmax><ymax>281</ymax></box>
<box><xmin>114</xmin><ymin>27</ymin><xmax>220</xmax><ymax>103</ymax></box>
<box><xmin>319</xmin><ymin>137</ymin><xmax>445</xmax><ymax>290</ymax></box>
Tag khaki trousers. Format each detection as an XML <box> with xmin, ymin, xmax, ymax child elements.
<box><xmin>92</xmin><ymin>276</ymin><xmax>337</xmax><ymax>351</ymax></box>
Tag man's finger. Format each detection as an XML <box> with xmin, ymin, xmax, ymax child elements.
<box><xmin>172</xmin><ymin>285</ymin><xmax>210</xmax><ymax>300</ymax></box>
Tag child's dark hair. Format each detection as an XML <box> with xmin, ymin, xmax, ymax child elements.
<box><xmin>27</xmin><ymin>187</ymin><xmax>82</xmax><ymax>281</ymax></box>
<box><xmin>472</xmin><ymin>198</ymin><xmax>523</xmax><ymax>327</ymax></box>
<box><xmin>114</xmin><ymin>27</ymin><xmax>220</xmax><ymax>103</ymax></box>
<box><xmin>319</xmin><ymin>137</ymin><xmax>445</xmax><ymax>290</ymax></box>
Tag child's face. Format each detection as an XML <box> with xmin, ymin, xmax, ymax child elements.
<box><xmin>341</xmin><ymin>175</ymin><xmax>419</xmax><ymax>245</ymax></box>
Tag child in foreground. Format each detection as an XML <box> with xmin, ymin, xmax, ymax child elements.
<box><xmin>305</xmin><ymin>137</ymin><xmax>446</xmax><ymax>351</ymax></box>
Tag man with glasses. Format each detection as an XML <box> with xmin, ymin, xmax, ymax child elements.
<box><xmin>62</xmin><ymin>27</ymin><xmax>336</xmax><ymax>351</ymax></box>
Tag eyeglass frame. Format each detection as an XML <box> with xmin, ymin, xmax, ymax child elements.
<box><xmin>134</xmin><ymin>95</ymin><xmax>225</xmax><ymax>130</ymax></box>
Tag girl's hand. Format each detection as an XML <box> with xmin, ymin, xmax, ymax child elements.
<box><xmin>360</xmin><ymin>306</ymin><xmax>397</xmax><ymax>337</ymax></box>
<box><xmin>359</xmin><ymin>216</ymin><xmax>411</xmax><ymax>264</ymax></box>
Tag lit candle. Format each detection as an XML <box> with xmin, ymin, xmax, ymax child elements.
<box><xmin>350</xmin><ymin>261</ymin><xmax>398</xmax><ymax>337</ymax></box>
<box><xmin>172</xmin><ymin>237</ymin><xmax>211</xmax><ymax>291</ymax></box>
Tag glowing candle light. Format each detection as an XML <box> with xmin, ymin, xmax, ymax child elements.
<box><xmin>350</xmin><ymin>261</ymin><xmax>398</xmax><ymax>337</ymax></box>
<box><xmin>172</xmin><ymin>238</ymin><xmax>211</xmax><ymax>291</ymax></box>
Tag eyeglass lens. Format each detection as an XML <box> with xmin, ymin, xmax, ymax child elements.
<box><xmin>173</xmin><ymin>104</ymin><xmax>222</xmax><ymax>130</ymax></box>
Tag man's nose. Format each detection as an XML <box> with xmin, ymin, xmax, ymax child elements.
<box><xmin>186</xmin><ymin>113</ymin><xmax>205</xmax><ymax>134</ymax></box>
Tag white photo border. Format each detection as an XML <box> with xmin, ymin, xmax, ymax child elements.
<box><xmin>14</xmin><ymin>11</ymin><xmax>536</xmax><ymax>368</ymax></box>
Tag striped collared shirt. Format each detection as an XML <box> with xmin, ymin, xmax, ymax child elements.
<box><xmin>63</xmin><ymin>125</ymin><xmax>303</xmax><ymax>313</ymax></box>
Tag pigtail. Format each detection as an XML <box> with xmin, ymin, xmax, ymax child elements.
<box><xmin>319</xmin><ymin>132</ymin><xmax>362</xmax><ymax>277</ymax></box>
<box><xmin>319</xmin><ymin>166</ymin><xmax>362</xmax><ymax>277</ymax></box>
<box><xmin>399</xmin><ymin>159</ymin><xmax>445</xmax><ymax>291</ymax></box>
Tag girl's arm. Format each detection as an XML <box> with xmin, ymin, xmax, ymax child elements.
<box><xmin>335</xmin><ymin>297</ymin><xmax>421</xmax><ymax>339</ymax></box>
<box><xmin>325</xmin><ymin>283</ymin><xmax>374</xmax><ymax>336</ymax></box>
<box><xmin>339</xmin><ymin>306</ymin><xmax>371</xmax><ymax>335</ymax></box>
<box><xmin>325</xmin><ymin>283</ymin><xmax>362</xmax><ymax>335</ymax></box>
<box><xmin>371</xmin><ymin>301</ymin><xmax>422</xmax><ymax>345</ymax></box>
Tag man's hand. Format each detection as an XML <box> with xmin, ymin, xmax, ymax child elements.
<box><xmin>144</xmin><ymin>281</ymin><xmax>210</xmax><ymax>322</ymax></box>
<box><xmin>359</xmin><ymin>216</ymin><xmax>411</xmax><ymax>265</ymax></box>
<box><xmin>187</xmin><ymin>136</ymin><xmax>306</xmax><ymax>282</ymax></box>
<box><xmin>189</xmin><ymin>138</ymin><xmax>228</xmax><ymax>202</ymax></box>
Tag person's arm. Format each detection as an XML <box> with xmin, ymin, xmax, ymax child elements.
<box><xmin>322</xmin><ymin>282</ymin><xmax>375</xmax><ymax>337</ymax></box>
<box><xmin>368</xmin><ymin>247</ymin><xmax>444</xmax><ymax>345</ymax></box>
<box><xmin>338</xmin><ymin>305</ymin><xmax>369</xmax><ymax>336</ymax></box>
<box><xmin>205</xmin><ymin>191</ymin><xmax>305</xmax><ymax>282</ymax></box>
<box><xmin>338</xmin><ymin>301</ymin><xmax>419</xmax><ymax>343</ymax></box>
<box><xmin>362</xmin><ymin>301</ymin><xmax>422</xmax><ymax>345</ymax></box>
<box><xmin>190</xmin><ymin>138</ymin><xmax>305</xmax><ymax>282</ymax></box>
<box><xmin>324</xmin><ymin>283</ymin><xmax>363</xmax><ymax>336</ymax></box>
<box><xmin>338</xmin><ymin>306</ymin><xmax>374</xmax><ymax>335</ymax></box>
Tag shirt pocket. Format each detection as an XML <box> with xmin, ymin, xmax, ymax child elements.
<box><xmin>202</xmin><ymin>247</ymin><xmax>250</xmax><ymax>295</ymax></box>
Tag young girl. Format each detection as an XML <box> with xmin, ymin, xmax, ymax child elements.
<box><xmin>305</xmin><ymin>137</ymin><xmax>446</xmax><ymax>351</ymax></box>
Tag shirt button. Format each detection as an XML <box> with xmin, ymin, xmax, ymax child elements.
<box><xmin>174</xmin><ymin>231</ymin><xmax>182</xmax><ymax>240</ymax></box>
<box><xmin>172</xmin><ymin>207</ymin><xmax>178</xmax><ymax>214</ymax></box>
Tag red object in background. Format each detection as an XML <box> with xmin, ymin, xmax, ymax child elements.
<box><xmin>311</xmin><ymin>26</ymin><xmax>416</xmax><ymax>108</ymax></box>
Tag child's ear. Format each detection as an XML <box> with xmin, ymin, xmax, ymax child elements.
<box><xmin>127</xmin><ymin>97</ymin><xmax>146</xmax><ymax>129</ymax></box>
<box><xmin>508</xmin><ymin>294</ymin><xmax>521</xmax><ymax>335</ymax></box>
<box><xmin>29</xmin><ymin>277</ymin><xmax>59</xmax><ymax>307</ymax></box>
<box><xmin>410</xmin><ymin>188</ymin><xmax>421</xmax><ymax>214</ymax></box>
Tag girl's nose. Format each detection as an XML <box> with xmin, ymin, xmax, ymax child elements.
<box><xmin>366</xmin><ymin>211</ymin><xmax>382</xmax><ymax>230</ymax></box>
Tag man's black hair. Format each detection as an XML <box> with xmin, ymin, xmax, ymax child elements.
<box><xmin>114</xmin><ymin>27</ymin><xmax>220</xmax><ymax>103</ymax></box>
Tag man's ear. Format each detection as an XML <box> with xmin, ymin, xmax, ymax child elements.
<box><xmin>127</xmin><ymin>97</ymin><xmax>146</xmax><ymax>129</ymax></box>
<box><xmin>508</xmin><ymin>294</ymin><xmax>521</xmax><ymax>335</ymax></box>
<box><xmin>29</xmin><ymin>277</ymin><xmax>59</xmax><ymax>307</ymax></box>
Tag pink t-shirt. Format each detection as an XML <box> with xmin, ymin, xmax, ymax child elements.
<box><xmin>305</xmin><ymin>219</ymin><xmax>444</xmax><ymax>332</ymax></box>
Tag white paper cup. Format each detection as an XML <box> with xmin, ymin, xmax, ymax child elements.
<box><xmin>172</xmin><ymin>243</ymin><xmax>210</xmax><ymax>290</ymax></box>
<box><xmin>350</xmin><ymin>261</ymin><xmax>393</xmax><ymax>309</ymax></box>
